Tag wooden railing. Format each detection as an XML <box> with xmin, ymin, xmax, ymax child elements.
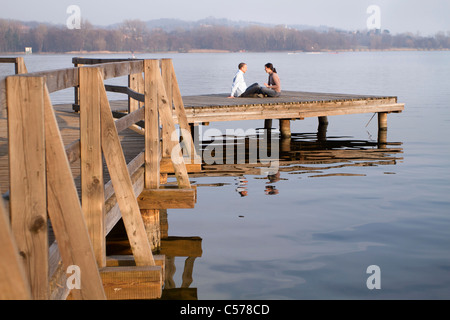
<box><xmin>1</xmin><ymin>57</ymin><xmax>197</xmax><ymax>299</ymax></box>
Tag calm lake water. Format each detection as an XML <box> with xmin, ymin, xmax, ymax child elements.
<box><xmin>1</xmin><ymin>51</ymin><xmax>449</xmax><ymax>299</ymax></box>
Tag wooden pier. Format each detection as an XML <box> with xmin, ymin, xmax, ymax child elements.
<box><xmin>1</xmin><ymin>57</ymin><xmax>198</xmax><ymax>300</ymax></box>
<box><xmin>0</xmin><ymin>57</ymin><xmax>404</xmax><ymax>300</ymax></box>
<box><xmin>180</xmin><ymin>91</ymin><xmax>404</xmax><ymax>139</ymax></box>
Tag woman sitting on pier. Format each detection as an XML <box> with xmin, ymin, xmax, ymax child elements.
<box><xmin>260</xmin><ymin>63</ymin><xmax>281</xmax><ymax>97</ymax></box>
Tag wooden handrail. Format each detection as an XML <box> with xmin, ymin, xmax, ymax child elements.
<box><xmin>3</xmin><ymin>58</ymin><xmax>194</xmax><ymax>299</ymax></box>
<box><xmin>104</xmin><ymin>84</ymin><xmax>145</xmax><ymax>102</ymax></box>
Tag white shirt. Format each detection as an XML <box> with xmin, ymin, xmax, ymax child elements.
<box><xmin>230</xmin><ymin>70</ymin><xmax>247</xmax><ymax>97</ymax></box>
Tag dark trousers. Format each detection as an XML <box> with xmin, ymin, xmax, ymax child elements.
<box><xmin>260</xmin><ymin>87</ymin><xmax>281</xmax><ymax>97</ymax></box>
<box><xmin>240</xmin><ymin>83</ymin><xmax>261</xmax><ymax>97</ymax></box>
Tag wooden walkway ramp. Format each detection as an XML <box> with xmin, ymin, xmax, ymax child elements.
<box><xmin>0</xmin><ymin>57</ymin><xmax>199</xmax><ymax>300</ymax></box>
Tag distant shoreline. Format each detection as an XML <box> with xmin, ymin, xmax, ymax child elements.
<box><xmin>1</xmin><ymin>48</ymin><xmax>449</xmax><ymax>55</ymax></box>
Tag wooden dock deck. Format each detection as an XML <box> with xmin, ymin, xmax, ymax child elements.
<box><xmin>180</xmin><ymin>91</ymin><xmax>404</xmax><ymax>137</ymax></box>
<box><xmin>0</xmin><ymin>57</ymin><xmax>404</xmax><ymax>300</ymax></box>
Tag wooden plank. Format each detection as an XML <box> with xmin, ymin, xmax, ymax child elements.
<box><xmin>43</xmin><ymin>84</ymin><xmax>106</xmax><ymax>300</ymax></box>
<box><xmin>0</xmin><ymin>197</ymin><xmax>32</xmax><ymax>300</ymax></box>
<box><xmin>161</xmin><ymin>288</ymin><xmax>197</xmax><ymax>300</ymax></box>
<box><xmin>114</xmin><ymin>107</ymin><xmax>145</xmax><ymax>134</ymax></box>
<box><xmin>160</xmin><ymin>236</ymin><xmax>203</xmax><ymax>257</ymax></box>
<box><xmin>179</xmin><ymin>102</ymin><xmax>404</xmax><ymax>124</ymax></box>
<box><xmin>160</xmin><ymin>157</ymin><xmax>202</xmax><ymax>173</ymax></box>
<box><xmin>167</xmin><ymin>59</ymin><xmax>201</xmax><ymax>163</ymax></box>
<box><xmin>144</xmin><ymin>60</ymin><xmax>160</xmax><ymax>189</ymax></box>
<box><xmin>105</xmin><ymin>167</ymin><xmax>145</xmax><ymax>237</ymax></box>
<box><xmin>106</xmin><ymin>255</ymin><xmax>165</xmax><ymax>270</ymax></box>
<box><xmin>100</xmin><ymin>266</ymin><xmax>162</xmax><ymax>300</ymax></box>
<box><xmin>99</xmin><ymin>60</ymin><xmax>144</xmax><ymax>81</ymax></box>
<box><xmin>30</xmin><ymin>68</ymin><xmax>79</xmax><ymax>93</ymax></box>
<box><xmin>79</xmin><ymin>67</ymin><xmax>106</xmax><ymax>268</ymax></box>
<box><xmin>105</xmin><ymin>254</ymin><xmax>166</xmax><ymax>283</ymax></box>
<box><xmin>156</xmin><ymin>72</ymin><xmax>191</xmax><ymax>188</ymax></box>
<box><xmin>7</xmin><ymin>76</ymin><xmax>48</xmax><ymax>300</ymax></box>
<box><xmin>15</xmin><ymin>57</ymin><xmax>28</xmax><ymax>74</ymax></box>
<box><xmin>97</xmin><ymin>68</ymin><xmax>155</xmax><ymax>267</ymax></box>
<box><xmin>137</xmin><ymin>187</ymin><xmax>197</xmax><ymax>209</ymax></box>
<box><xmin>128</xmin><ymin>72</ymin><xmax>144</xmax><ymax>112</ymax></box>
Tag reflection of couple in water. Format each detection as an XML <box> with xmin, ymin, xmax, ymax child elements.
<box><xmin>265</xmin><ymin>172</ymin><xmax>280</xmax><ymax>195</ymax></box>
<box><xmin>235</xmin><ymin>172</ymin><xmax>280</xmax><ymax>197</ymax></box>
<box><xmin>235</xmin><ymin>176</ymin><xmax>248</xmax><ymax>197</ymax></box>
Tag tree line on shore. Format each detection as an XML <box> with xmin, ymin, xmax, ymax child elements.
<box><xmin>1</xmin><ymin>18</ymin><xmax>450</xmax><ymax>53</ymax></box>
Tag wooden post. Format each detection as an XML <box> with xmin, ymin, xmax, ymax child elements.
<box><xmin>318</xmin><ymin>116</ymin><xmax>328</xmax><ymax>142</ymax></box>
<box><xmin>144</xmin><ymin>60</ymin><xmax>160</xmax><ymax>190</ymax></box>
<box><xmin>164</xmin><ymin>59</ymin><xmax>201</xmax><ymax>164</ymax></box>
<box><xmin>7</xmin><ymin>76</ymin><xmax>48</xmax><ymax>300</ymax></box>
<box><xmin>264</xmin><ymin>119</ymin><xmax>273</xmax><ymax>130</ymax></box>
<box><xmin>378</xmin><ymin>112</ymin><xmax>388</xmax><ymax>131</ymax></box>
<box><xmin>318</xmin><ymin>116</ymin><xmax>328</xmax><ymax>126</ymax></box>
<box><xmin>155</xmin><ymin>71</ymin><xmax>191</xmax><ymax>188</ymax></box>
<box><xmin>0</xmin><ymin>197</ymin><xmax>32</xmax><ymax>299</ymax></box>
<box><xmin>280</xmin><ymin>119</ymin><xmax>291</xmax><ymax>138</ymax></box>
<box><xmin>79</xmin><ymin>67</ymin><xmax>106</xmax><ymax>268</ymax></box>
<box><xmin>160</xmin><ymin>59</ymin><xmax>173</xmax><ymax>107</ymax></box>
<box><xmin>128</xmin><ymin>72</ymin><xmax>144</xmax><ymax>113</ymax></box>
<box><xmin>15</xmin><ymin>57</ymin><xmax>28</xmax><ymax>74</ymax></box>
<box><xmin>143</xmin><ymin>59</ymin><xmax>161</xmax><ymax>252</ymax></box>
<box><xmin>43</xmin><ymin>85</ymin><xmax>106</xmax><ymax>300</ymax></box>
<box><xmin>97</xmin><ymin>67</ymin><xmax>155</xmax><ymax>267</ymax></box>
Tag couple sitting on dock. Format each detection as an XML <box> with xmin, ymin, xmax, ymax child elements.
<box><xmin>228</xmin><ymin>62</ymin><xmax>281</xmax><ymax>98</ymax></box>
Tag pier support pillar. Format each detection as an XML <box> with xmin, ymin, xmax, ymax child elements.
<box><xmin>378</xmin><ymin>112</ymin><xmax>388</xmax><ymax>148</ymax></box>
<box><xmin>318</xmin><ymin>116</ymin><xmax>328</xmax><ymax>126</ymax></box>
<box><xmin>280</xmin><ymin>119</ymin><xmax>291</xmax><ymax>138</ymax></box>
<box><xmin>264</xmin><ymin>119</ymin><xmax>273</xmax><ymax>130</ymax></box>
<box><xmin>318</xmin><ymin>116</ymin><xmax>328</xmax><ymax>141</ymax></box>
<box><xmin>141</xmin><ymin>209</ymin><xmax>161</xmax><ymax>252</ymax></box>
<box><xmin>378</xmin><ymin>112</ymin><xmax>388</xmax><ymax>131</ymax></box>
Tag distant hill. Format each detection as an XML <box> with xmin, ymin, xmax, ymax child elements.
<box><xmin>106</xmin><ymin>16</ymin><xmax>332</xmax><ymax>33</ymax></box>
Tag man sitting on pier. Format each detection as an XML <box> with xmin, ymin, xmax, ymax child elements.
<box><xmin>228</xmin><ymin>62</ymin><xmax>262</xmax><ymax>98</ymax></box>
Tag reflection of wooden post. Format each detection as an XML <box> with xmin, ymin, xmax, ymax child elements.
<box><xmin>181</xmin><ymin>257</ymin><xmax>196</xmax><ymax>288</ymax></box>
<box><xmin>280</xmin><ymin>119</ymin><xmax>291</xmax><ymax>138</ymax></box>
<box><xmin>165</xmin><ymin>256</ymin><xmax>176</xmax><ymax>289</ymax></box>
<box><xmin>280</xmin><ymin>137</ymin><xmax>291</xmax><ymax>153</ymax></box>
<box><xmin>378</xmin><ymin>129</ymin><xmax>387</xmax><ymax>148</ymax></box>
<box><xmin>318</xmin><ymin>117</ymin><xmax>328</xmax><ymax>142</ymax></box>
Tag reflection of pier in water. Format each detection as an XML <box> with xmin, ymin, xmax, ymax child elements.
<box><xmin>106</xmin><ymin>127</ymin><xmax>402</xmax><ymax>300</ymax></box>
<box><xmin>190</xmin><ymin>127</ymin><xmax>403</xmax><ymax>181</ymax></box>
<box><xmin>106</xmin><ymin>209</ymin><xmax>202</xmax><ymax>300</ymax></box>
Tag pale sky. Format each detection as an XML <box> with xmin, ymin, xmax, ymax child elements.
<box><xmin>1</xmin><ymin>0</ymin><xmax>450</xmax><ymax>35</ymax></box>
